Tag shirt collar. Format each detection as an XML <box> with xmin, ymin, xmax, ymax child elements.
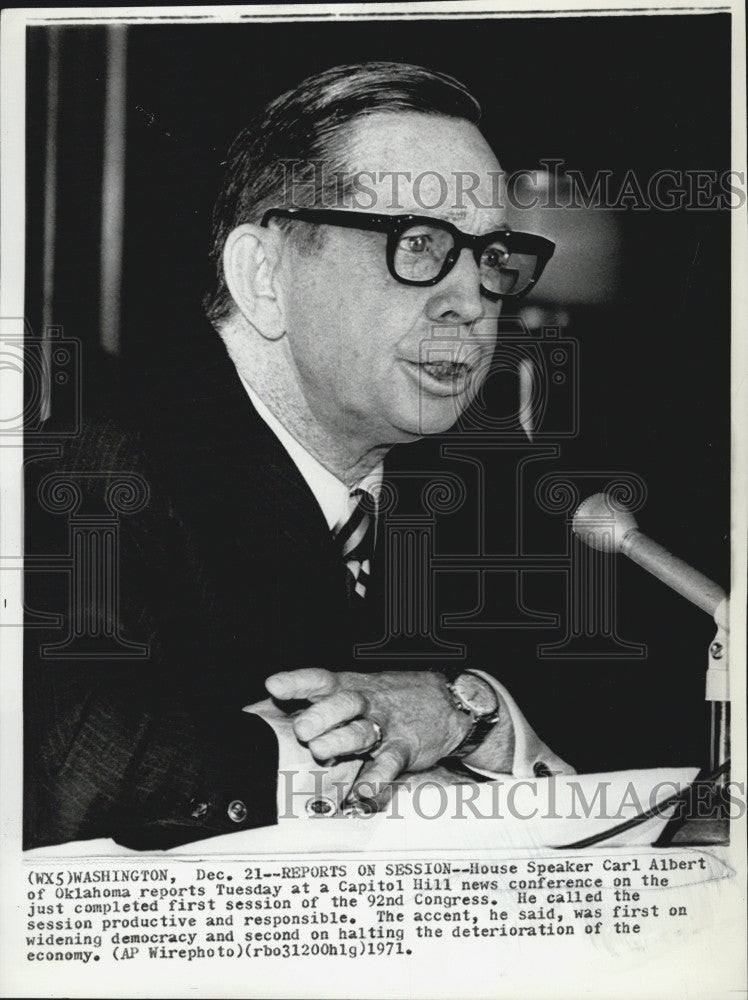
<box><xmin>241</xmin><ymin>378</ymin><xmax>382</xmax><ymax>531</ymax></box>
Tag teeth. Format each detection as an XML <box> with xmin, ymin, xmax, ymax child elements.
<box><xmin>421</xmin><ymin>361</ymin><xmax>467</xmax><ymax>379</ymax></box>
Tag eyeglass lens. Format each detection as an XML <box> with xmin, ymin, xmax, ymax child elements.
<box><xmin>393</xmin><ymin>223</ymin><xmax>536</xmax><ymax>295</ymax></box>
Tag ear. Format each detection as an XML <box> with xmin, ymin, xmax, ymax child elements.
<box><xmin>222</xmin><ymin>224</ymin><xmax>286</xmax><ymax>341</ymax></box>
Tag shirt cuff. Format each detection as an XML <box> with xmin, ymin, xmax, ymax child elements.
<box><xmin>466</xmin><ymin>669</ymin><xmax>576</xmax><ymax>779</ymax></box>
<box><xmin>244</xmin><ymin>701</ymin><xmax>363</xmax><ymax>819</ymax></box>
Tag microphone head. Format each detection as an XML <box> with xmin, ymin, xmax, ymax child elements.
<box><xmin>572</xmin><ymin>492</ymin><xmax>639</xmax><ymax>553</ymax></box>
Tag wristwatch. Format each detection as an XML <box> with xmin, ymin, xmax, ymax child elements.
<box><xmin>443</xmin><ymin>668</ymin><xmax>501</xmax><ymax>759</ymax></box>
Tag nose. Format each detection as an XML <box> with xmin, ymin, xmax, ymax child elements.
<box><xmin>424</xmin><ymin>247</ymin><xmax>486</xmax><ymax>326</ymax></box>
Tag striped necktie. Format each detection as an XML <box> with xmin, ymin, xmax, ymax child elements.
<box><xmin>332</xmin><ymin>489</ymin><xmax>376</xmax><ymax>600</ymax></box>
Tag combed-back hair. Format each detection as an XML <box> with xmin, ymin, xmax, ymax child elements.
<box><xmin>204</xmin><ymin>61</ymin><xmax>482</xmax><ymax>324</ymax></box>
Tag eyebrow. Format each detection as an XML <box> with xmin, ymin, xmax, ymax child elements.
<box><xmin>430</xmin><ymin>212</ymin><xmax>512</xmax><ymax>233</ymax></box>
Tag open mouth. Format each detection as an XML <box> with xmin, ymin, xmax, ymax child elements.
<box><xmin>418</xmin><ymin>359</ymin><xmax>472</xmax><ymax>382</ymax></box>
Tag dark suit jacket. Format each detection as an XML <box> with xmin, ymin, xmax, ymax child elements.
<box><xmin>24</xmin><ymin>323</ymin><xmax>387</xmax><ymax>850</ymax></box>
<box><xmin>25</xmin><ymin>317</ymin><xmax>710</xmax><ymax>851</ymax></box>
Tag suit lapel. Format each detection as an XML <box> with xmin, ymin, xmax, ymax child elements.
<box><xmin>151</xmin><ymin>322</ymin><xmax>385</xmax><ymax>675</ymax></box>
<box><xmin>163</xmin><ymin>328</ymin><xmax>350</xmax><ymax>623</ymax></box>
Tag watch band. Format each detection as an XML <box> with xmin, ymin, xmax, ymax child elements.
<box><xmin>443</xmin><ymin>669</ymin><xmax>501</xmax><ymax>759</ymax></box>
<box><xmin>450</xmin><ymin>712</ymin><xmax>501</xmax><ymax>759</ymax></box>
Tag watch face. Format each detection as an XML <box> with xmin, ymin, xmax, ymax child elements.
<box><xmin>454</xmin><ymin>673</ymin><xmax>499</xmax><ymax>717</ymax></box>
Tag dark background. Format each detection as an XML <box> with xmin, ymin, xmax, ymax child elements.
<box><xmin>25</xmin><ymin>14</ymin><xmax>732</xmax><ymax>771</ymax></box>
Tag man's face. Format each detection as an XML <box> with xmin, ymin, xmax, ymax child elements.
<box><xmin>277</xmin><ymin>112</ymin><xmax>506</xmax><ymax>449</ymax></box>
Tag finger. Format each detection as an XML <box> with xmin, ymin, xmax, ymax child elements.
<box><xmin>265</xmin><ymin>668</ymin><xmax>337</xmax><ymax>702</ymax></box>
<box><xmin>292</xmin><ymin>689</ymin><xmax>369</xmax><ymax>743</ymax></box>
<box><xmin>351</xmin><ymin>739</ymin><xmax>410</xmax><ymax>806</ymax></box>
<box><xmin>306</xmin><ymin>718</ymin><xmax>382</xmax><ymax>762</ymax></box>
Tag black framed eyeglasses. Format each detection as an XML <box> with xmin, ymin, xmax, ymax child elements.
<box><xmin>261</xmin><ymin>207</ymin><xmax>555</xmax><ymax>300</ymax></box>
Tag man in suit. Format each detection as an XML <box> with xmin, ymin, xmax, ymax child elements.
<box><xmin>24</xmin><ymin>61</ymin><xmax>571</xmax><ymax>851</ymax></box>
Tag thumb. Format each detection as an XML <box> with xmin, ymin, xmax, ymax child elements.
<box><xmin>265</xmin><ymin>668</ymin><xmax>337</xmax><ymax>701</ymax></box>
<box><xmin>351</xmin><ymin>740</ymin><xmax>410</xmax><ymax>809</ymax></box>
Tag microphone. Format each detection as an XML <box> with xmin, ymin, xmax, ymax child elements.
<box><xmin>574</xmin><ymin>493</ymin><xmax>730</xmax><ymax>775</ymax></box>
<box><xmin>572</xmin><ymin>493</ymin><xmax>727</xmax><ymax>622</ymax></box>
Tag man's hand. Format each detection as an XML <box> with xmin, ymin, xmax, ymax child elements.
<box><xmin>265</xmin><ymin>668</ymin><xmax>472</xmax><ymax>805</ymax></box>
